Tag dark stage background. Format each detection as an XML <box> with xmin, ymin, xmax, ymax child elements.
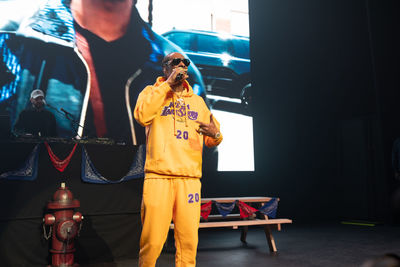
<box><xmin>227</xmin><ymin>0</ymin><xmax>400</xmax><ymax>223</ymax></box>
<box><xmin>204</xmin><ymin>0</ymin><xmax>400</xmax><ymax>224</ymax></box>
<box><xmin>1</xmin><ymin>0</ymin><xmax>400</xmax><ymax>266</ymax></box>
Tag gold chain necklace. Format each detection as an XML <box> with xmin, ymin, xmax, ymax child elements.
<box><xmin>175</xmin><ymin>90</ymin><xmax>184</xmax><ymax>105</ymax></box>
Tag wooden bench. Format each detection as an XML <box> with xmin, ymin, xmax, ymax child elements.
<box><xmin>169</xmin><ymin>196</ymin><xmax>292</xmax><ymax>252</ymax></box>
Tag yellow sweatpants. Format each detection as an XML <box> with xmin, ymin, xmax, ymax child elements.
<box><xmin>139</xmin><ymin>178</ymin><xmax>201</xmax><ymax>267</ymax></box>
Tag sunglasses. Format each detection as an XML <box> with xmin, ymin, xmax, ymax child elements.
<box><xmin>168</xmin><ymin>58</ymin><xmax>191</xmax><ymax>67</ymax></box>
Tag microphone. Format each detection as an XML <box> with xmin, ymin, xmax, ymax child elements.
<box><xmin>175</xmin><ymin>73</ymin><xmax>183</xmax><ymax>82</ymax></box>
<box><xmin>60</xmin><ymin>108</ymin><xmax>73</xmax><ymax>117</ymax></box>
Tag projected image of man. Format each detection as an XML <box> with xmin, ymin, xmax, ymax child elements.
<box><xmin>14</xmin><ymin>89</ymin><xmax>57</xmax><ymax>137</ymax></box>
<box><xmin>0</xmin><ymin>0</ymin><xmax>206</xmax><ymax>144</ymax></box>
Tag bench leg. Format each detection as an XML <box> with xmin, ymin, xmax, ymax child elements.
<box><xmin>263</xmin><ymin>225</ymin><xmax>277</xmax><ymax>252</ymax></box>
<box><xmin>240</xmin><ymin>226</ymin><xmax>248</xmax><ymax>243</ymax></box>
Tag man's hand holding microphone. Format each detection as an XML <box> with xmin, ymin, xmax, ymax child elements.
<box><xmin>166</xmin><ymin>66</ymin><xmax>189</xmax><ymax>88</ymax></box>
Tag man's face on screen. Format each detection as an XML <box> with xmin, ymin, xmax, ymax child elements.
<box><xmin>31</xmin><ymin>96</ymin><xmax>45</xmax><ymax>110</ymax></box>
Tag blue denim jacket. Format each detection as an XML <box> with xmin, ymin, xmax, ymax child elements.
<box><xmin>0</xmin><ymin>0</ymin><xmax>205</xmax><ymax>144</ymax></box>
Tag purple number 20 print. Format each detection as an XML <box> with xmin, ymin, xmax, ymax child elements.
<box><xmin>188</xmin><ymin>193</ymin><xmax>200</xmax><ymax>203</ymax></box>
<box><xmin>177</xmin><ymin>130</ymin><xmax>188</xmax><ymax>140</ymax></box>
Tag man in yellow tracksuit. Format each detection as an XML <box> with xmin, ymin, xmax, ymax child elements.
<box><xmin>134</xmin><ymin>52</ymin><xmax>223</xmax><ymax>267</ymax></box>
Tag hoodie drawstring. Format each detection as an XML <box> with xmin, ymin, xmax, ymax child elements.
<box><xmin>172</xmin><ymin>94</ymin><xmax>177</xmax><ymax>136</ymax></box>
<box><xmin>172</xmin><ymin>92</ymin><xmax>188</xmax><ymax>136</ymax></box>
<box><xmin>183</xmin><ymin>98</ymin><xmax>188</xmax><ymax>127</ymax></box>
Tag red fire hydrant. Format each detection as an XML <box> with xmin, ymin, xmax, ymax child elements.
<box><xmin>43</xmin><ymin>182</ymin><xmax>83</xmax><ymax>267</ymax></box>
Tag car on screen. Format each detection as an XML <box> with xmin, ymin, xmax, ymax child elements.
<box><xmin>162</xmin><ymin>29</ymin><xmax>251</xmax><ymax>104</ymax></box>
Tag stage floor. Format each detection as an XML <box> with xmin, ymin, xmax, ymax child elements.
<box><xmin>78</xmin><ymin>222</ymin><xmax>400</xmax><ymax>267</ymax></box>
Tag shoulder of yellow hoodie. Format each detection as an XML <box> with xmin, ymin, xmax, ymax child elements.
<box><xmin>194</xmin><ymin>95</ymin><xmax>212</xmax><ymax>122</ymax></box>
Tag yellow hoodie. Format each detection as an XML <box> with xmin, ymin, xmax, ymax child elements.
<box><xmin>134</xmin><ymin>77</ymin><xmax>223</xmax><ymax>179</ymax></box>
